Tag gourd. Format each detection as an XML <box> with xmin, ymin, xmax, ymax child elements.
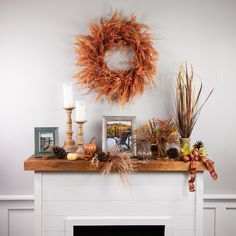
<box><xmin>84</xmin><ymin>137</ymin><xmax>98</xmax><ymax>155</ymax></box>
<box><xmin>67</xmin><ymin>153</ymin><xmax>79</xmax><ymax>161</ymax></box>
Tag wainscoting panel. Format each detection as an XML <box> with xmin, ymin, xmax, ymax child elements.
<box><xmin>203</xmin><ymin>208</ymin><xmax>215</xmax><ymax>236</ymax></box>
<box><xmin>8</xmin><ymin>209</ymin><xmax>34</xmax><ymax>236</ymax></box>
<box><xmin>203</xmin><ymin>194</ymin><xmax>236</xmax><ymax>236</ymax></box>
<box><xmin>0</xmin><ymin>196</ymin><xmax>34</xmax><ymax>236</ymax></box>
<box><xmin>0</xmin><ymin>194</ymin><xmax>235</xmax><ymax>236</ymax></box>
<box><xmin>225</xmin><ymin>208</ymin><xmax>236</xmax><ymax>234</ymax></box>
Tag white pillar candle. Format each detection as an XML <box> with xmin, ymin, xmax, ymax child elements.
<box><xmin>75</xmin><ymin>101</ymin><xmax>86</xmax><ymax>122</ymax></box>
<box><xmin>63</xmin><ymin>82</ymin><xmax>74</xmax><ymax>108</ymax></box>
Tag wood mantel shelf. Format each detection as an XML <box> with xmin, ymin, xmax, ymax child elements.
<box><xmin>24</xmin><ymin>155</ymin><xmax>206</xmax><ymax>172</ymax></box>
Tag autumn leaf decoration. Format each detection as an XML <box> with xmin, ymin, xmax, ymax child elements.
<box><xmin>74</xmin><ymin>11</ymin><xmax>159</xmax><ymax>106</ymax></box>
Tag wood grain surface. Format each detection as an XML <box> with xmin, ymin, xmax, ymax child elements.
<box><xmin>24</xmin><ymin>155</ymin><xmax>206</xmax><ymax>172</ymax></box>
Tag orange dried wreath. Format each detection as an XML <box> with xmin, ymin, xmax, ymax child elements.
<box><xmin>74</xmin><ymin>11</ymin><xmax>159</xmax><ymax>106</ymax></box>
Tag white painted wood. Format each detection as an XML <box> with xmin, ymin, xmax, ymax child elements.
<box><xmin>195</xmin><ymin>173</ymin><xmax>204</xmax><ymax>236</ymax></box>
<box><xmin>174</xmin><ymin>231</ymin><xmax>194</xmax><ymax>236</ymax></box>
<box><xmin>43</xmin><ymin>231</ymin><xmax>64</xmax><ymax>236</ymax></box>
<box><xmin>203</xmin><ymin>196</ymin><xmax>236</xmax><ymax>236</ymax></box>
<box><xmin>43</xmin><ymin>215</ymin><xmax>194</xmax><ymax>231</ymax></box>
<box><xmin>1</xmin><ymin>193</ymin><xmax>236</xmax><ymax>236</ymax></box>
<box><xmin>0</xmin><ymin>208</ymin><xmax>8</xmax><ymax>236</ymax></box>
<box><xmin>204</xmin><ymin>194</ymin><xmax>236</xmax><ymax>200</ymax></box>
<box><xmin>43</xmin><ymin>172</ymin><xmax>190</xmax><ymax>187</ymax></box>
<box><xmin>3</xmin><ymin>193</ymin><xmax>235</xmax><ymax>201</ymax></box>
<box><xmin>43</xmin><ymin>200</ymin><xmax>195</xmax><ymax>216</ymax></box>
<box><xmin>0</xmin><ymin>195</ymin><xmax>34</xmax><ymax>201</ymax></box>
<box><xmin>0</xmin><ymin>198</ymin><xmax>34</xmax><ymax>236</ymax></box>
<box><xmin>65</xmin><ymin>216</ymin><xmax>173</xmax><ymax>236</ymax></box>
<box><xmin>38</xmin><ymin>172</ymin><xmax>200</xmax><ymax>236</ymax></box>
<box><xmin>225</xmin><ymin>208</ymin><xmax>236</xmax><ymax>236</ymax></box>
<box><xmin>34</xmin><ymin>172</ymin><xmax>43</xmax><ymax>236</ymax></box>
<box><xmin>203</xmin><ymin>208</ymin><xmax>215</xmax><ymax>236</ymax></box>
<box><xmin>43</xmin><ymin>186</ymin><xmax>194</xmax><ymax>201</ymax></box>
<box><xmin>8</xmin><ymin>209</ymin><xmax>34</xmax><ymax>236</ymax></box>
<box><xmin>217</xmin><ymin>206</ymin><xmax>227</xmax><ymax>236</ymax></box>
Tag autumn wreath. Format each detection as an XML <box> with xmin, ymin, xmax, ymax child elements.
<box><xmin>74</xmin><ymin>11</ymin><xmax>159</xmax><ymax>106</ymax></box>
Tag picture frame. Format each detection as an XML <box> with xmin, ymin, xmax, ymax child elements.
<box><xmin>102</xmin><ymin>116</ymin><xmax>136</xmax><ymax>155</ymax></box>
<box><xmin>34</xmin><ymin>127</ymin><xmax>59</xmax><ymax>157</ymax></box>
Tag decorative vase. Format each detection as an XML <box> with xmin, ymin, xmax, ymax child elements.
<box><xmin>137</xmin><ymin>141</ymin><xmax>152</xmax><ymax>160</ymax></box>
<box><xmin>180</xmin><ymin>137</ymin><xmax>191</xmax><ymax>148</ymax></box>
<box><xmin>150</xmin><ymin>143</ymin><xmax>158</xmax><ymax>157</ymax></box>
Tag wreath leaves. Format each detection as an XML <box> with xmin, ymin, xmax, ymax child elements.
<box><xmin>74</xmin><ymin>11</ymin><xmax>159</xmax><ymax>106</ymax></box>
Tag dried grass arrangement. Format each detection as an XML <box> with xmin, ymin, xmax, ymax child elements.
<box><xmin>91</xmin><ymin>152</ymin><xmax>135</xmax><ymax>184</ymax></box>
<box><xmin>135</xmin><ymin>118</ymin><xmax>179</xmax><ymax>157</ymax></box>
<box><xmin>91</xmin><ymin>152</ymin><xmax>134</xmax><ymax>173</ymax></box>
<box><xmin>74</xmin><ymin>11</ymin><xmax>158</xmax><ymax>106</ymax></box>
<box><xmin>175</xmin><ymin>63</ymin><xmax>214</xmax><ymax>138</ymax></box>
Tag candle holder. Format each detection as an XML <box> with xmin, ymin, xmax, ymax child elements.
<box><xmin>63</xmin><ymin>107</ymin><xmax>77</xmax><ymax>153</ymax></box>
<box><xmin>76</xmin><ymin>120</ymin><xmax>87</xmax><ymax>157</ymax></box>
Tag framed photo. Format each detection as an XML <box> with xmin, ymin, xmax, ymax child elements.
<box><xmin>102</xmin><ymin>116</ymin><xmax>136</xmax><ymax>154</ymax></box>
<box><xmin>34</xmin><ymin>127</ymin><xmax>59</xmax><ymax>157</ymax></box>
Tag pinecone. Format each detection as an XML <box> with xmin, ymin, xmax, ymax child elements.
<box><xmin>52</xmin><ymin>146</ymin><xmax>67</xmax><ymax>159</ymax></box>
<box><xmin>98</xmin><ymin>152</ymin><xmax>110</xmax><ymax>162</ymax></box>
<box><xmin>193</xmin><ymin>141</ymin><xmax>204</xmax><ymax>149</ymax></box>
<box><xmin>166</xmin><ymin>148</ymin><xmax>179</xmax><ymax>159</ymax></box>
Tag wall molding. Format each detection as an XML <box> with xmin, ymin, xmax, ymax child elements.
<box><xmin>0</xmin><ymin>194</ymin><xmax>235</xmax><ymax>236</ymax></box>
<box><xmin>1</xmin><ymin>194</ymin><xmax>236</xmax><ymax>201</ymax></box>
<box><xmin>0</xmin><ymin>195</ymin><xmax>34</xmax><ymax>201</ymax></box>
<box><xmin>204</xmin><ymin>194</ymin><xmax>236</xmax><ymax>200</ymax></box>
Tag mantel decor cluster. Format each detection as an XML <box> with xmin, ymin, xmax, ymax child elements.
<box><xmin>74</xmin><ymin>11</ymin><xmax>158</xmax><ymax>106</ymax></box>
<box><xmin>28</xmin><ymin>11</ymin><xmax>218</xmax><ymax>193</ymax></box>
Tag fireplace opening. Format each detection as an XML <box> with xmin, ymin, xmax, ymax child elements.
<box><xmin>74</xmin><ymin>225</ymin><xmax>165</xmax><ymax>236</ymax></box>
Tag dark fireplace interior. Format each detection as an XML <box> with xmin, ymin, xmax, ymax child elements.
<box><xmin>74</xmin><ymin>225</ymin><xmax>165</xmax><ymax>236</ymax></box>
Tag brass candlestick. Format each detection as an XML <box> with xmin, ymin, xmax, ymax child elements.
<box><xmin>76</xmin><ymin>120</ymin><xmax>87</xmax><ymax>157</ymax></box>
<box><xmin>63</xmin><ymin>107</ymin><xmax>77</xmax><ymax>153</ymax></box>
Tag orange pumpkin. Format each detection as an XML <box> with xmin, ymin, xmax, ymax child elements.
<box><xmin>84</xmin><ymin>137</ymin><xmax>98</xmax><ymax>156</ymax></box>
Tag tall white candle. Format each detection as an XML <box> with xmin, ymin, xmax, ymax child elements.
<box><xmin>75</xmin><ymin>101</ymin><xmax>86</xmax><ymax>122</ymax></box>
<box><xmin>63</xmin><ymin>82</ymin><xmax>74</xmax><ymax>108</ymax></box>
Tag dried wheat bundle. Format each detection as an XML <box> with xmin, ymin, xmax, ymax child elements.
<box><xmin>91</xmin><ymin>152</ymin><xmax>134</xmax><ymax>172</ymax></box>
<box><xmin>91</xmin><ymin>152</ymin><xmax>150</xmax><ymax>184</ymax></box>
<box><xmin>74</xmin><ymin>11</ymin><xmax>159</xmax><ymax>106</ymax></box>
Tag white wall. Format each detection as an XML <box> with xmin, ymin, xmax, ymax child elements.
<box><xmin>0</xmin><ymin>0</ymin><xmax>236</xmax><ymax>195</ymax></box>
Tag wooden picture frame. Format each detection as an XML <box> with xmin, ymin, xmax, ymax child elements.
<box><xmin>102</xmin><ymin>116</ymin><xmax>136</xmax><ymax>155</ymax></box>
<box><xmin>34</xmin><ymin>127</ymin><xmax>59</xmax><ymax>157</ymax></box>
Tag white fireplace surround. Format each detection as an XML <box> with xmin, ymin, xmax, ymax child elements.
<box><xmin>34</xmin><ymin>172</ymin><xmax>203</xmax><ymax>236</ymax></box>
<box><xmin>65</xmin><ymin>216</ymin><xmax>173</xmax><ymax>236</ymax></box>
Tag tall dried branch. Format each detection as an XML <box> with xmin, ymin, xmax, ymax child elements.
<box><xmin>174</xmin><ymin>63</ymin><xmax>214</xmax><ymax>138</ymax></box>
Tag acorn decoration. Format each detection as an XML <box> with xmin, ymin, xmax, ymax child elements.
<box><xmin>84</xmin><ymin>137</ymin><xmax>98</xmax><ymax>156</ymax></box>
<box><xmin>52</xmin><ymin>146</ymin><xmax>67</xmax><ymax>159</ymax></box>
<box><xmin>166</xmin><ymin>147</ymin><xmax>179</xmax><ymax>159</ymax></box>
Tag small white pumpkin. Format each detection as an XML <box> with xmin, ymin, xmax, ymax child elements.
<box><xmin>67</xmin><ymin>153</ymin><xmax>79</xmax><ymax>161</ymax></box>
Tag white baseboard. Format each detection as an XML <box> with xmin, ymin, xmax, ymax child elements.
<box><xmin>0</xmin><ymin>194</ymin><xmax>236</xmax><ymax>236</ymax></box>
